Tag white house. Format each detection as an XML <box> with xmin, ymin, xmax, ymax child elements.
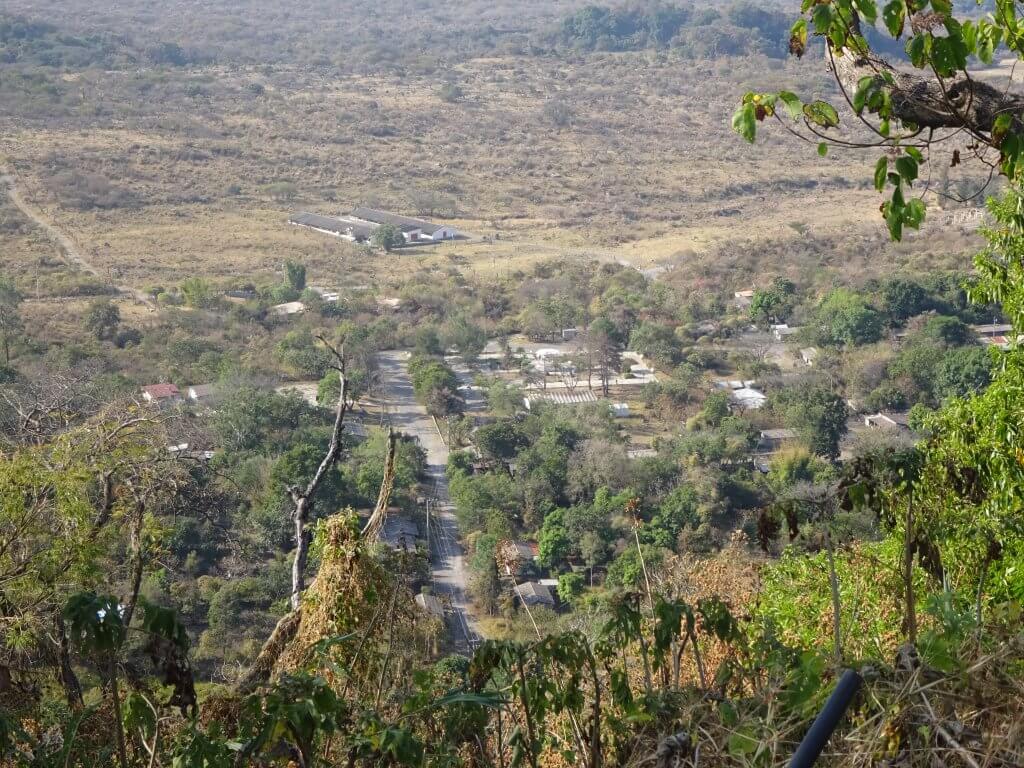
<box><xmin>610</xmin><ymin>402</ymin><xmax>630</xmax><ymax>418</ymax></box>
<box><xmin>731</xmin><ymin>386</ymin><xmax>767</xmax><ymax>410</ymax></box>
<box><xmin>272</xmin><ymin>301</ymin><xmax>306</xmax><ymax>316</ymax></box>
<box><xmin>864</xmin><ymin>412</ymin><xmax>912</xmax><ymax>432</ymax></box>
<box><xmin>349</xmin><ymin>207</ymin><xmax>460</xmax><ymax>242</ymax></box>
<box><xmin>771</xmin><ymin>324</ymin><xmax>801</xmax><ymax>341</ymax></box>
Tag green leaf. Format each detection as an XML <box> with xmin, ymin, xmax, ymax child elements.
<box><xmin>906</xmin><ymin>34</ymin><xmax>928</xmax><ymax>68</ymax></box>
<box><xmin>803</xmin><ymin>100</ymin><xmax>840</xmax><ymax>129</ymax></box>
<box><xmin>853</xmin><ymin>75</ymin><xmax>875</xmax><ymax>113</ymax></box>
<box><xmin>818</xmin><ymin>142</ymin><xmax>829</xmax><ymax>157</ymax></box>
<box><xmin>812</xmin><ymin>4</ymin><xmax>834</xmax><ymax>35</ymax></box>
<box><xmin>883</xmin><ymin>0</ymin><xmax>905</xmax><ymax>38</ymax></box>
<box><xmin>874</xmin><ymin>156</ymin><xmax>888</xmax><ymax>191</ymax></box>
<box><xmin>777</xmin><ymin>91</ymin><xmax>803</xmax><ymax>120</ymax></box>
<box><xmin>853</xmin><ymin>0</ymin><xmax>878</xmax><ymax>26</ymax></box>
<box><xmin>905</xmin><ymin>197</ymin><xmax>927</xmax><ymax>228</ymax></box>
<box><xmin>732</xmin><ymin>103</ymin><xmax>757</xmax><ymax>143</ymax></box>
<box><xmin>895</xmin><ymin>155</ymin><xmax>918</xmax><ymax>183</ymax></box>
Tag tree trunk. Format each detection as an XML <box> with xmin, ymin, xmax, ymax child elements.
<box><xmin>56</xmin><ymin>616</ymin><xmax>84</xmax><ymax>710</ymax></box>
<box><xmin>829</xmin><ymin>14</ymin><xmax>1024</xmax><ymax>137</ymax></box>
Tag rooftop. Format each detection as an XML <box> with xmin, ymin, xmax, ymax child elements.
<box><xmin>143</xmin><ymin>384</ymin><xmax>181</xmax><ymax>400</ymax></box>
<box><xmin>350</xmin><ymin>207</ymin><xmax>446</xmax><ymax>235</ymax></box>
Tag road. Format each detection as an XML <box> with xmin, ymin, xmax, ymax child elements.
<box><xmin>378</xmin><ymin>351</ymin><xmax>478</xmax><ymax>652</ymax></box>
<box><xmin>0</xmin><ymin>169</ymin><xmax>154</xmax><ymax>308</ymax></box>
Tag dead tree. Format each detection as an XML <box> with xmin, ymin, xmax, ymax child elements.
<box><xmin>236</xmin><ymin>341</ymin><xmax>400</xmax><ymax>695</ymax></box>
<box><xmin>288</xmin><ymin>337</ymin><xmax>348</xmax><ymax>611</ymax></box>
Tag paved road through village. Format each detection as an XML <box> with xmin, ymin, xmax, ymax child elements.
<box><xmin>378</xmin><ymin>351</ymin><xmax>478</xmax><ymax>651</ymax></box>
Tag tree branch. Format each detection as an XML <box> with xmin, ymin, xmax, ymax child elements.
<box><xmin>289</xmin><ymin>340</ymin><xmax>348</xmax><ymax>611</ymax></box>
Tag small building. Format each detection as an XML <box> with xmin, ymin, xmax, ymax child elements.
<box><xmin>627</xmin><ymin>447</ymin><xmax>658</xmax><ymax>459</ymax></box>
<box><xmin>770</xmin><ymin>323</ymin><xmax>801</xmax><ymax>341</ymax></box>
<box><xmin>514</xmin><ymin>581</ymin><xmax>555</xmax><ymax>607</ymax></box>
<box><xmin>497</xmin><ymin>540</ymin><xmax>539</xmax><ymax>575</ymax></box>
<box><xmin>800</xmin><ymin>347</ymin><xmax>819</xmax><ymax>367</ymax></box>
<box><xmin>971</xmin><ymin>323</ymin><xmax>1014</xmax><ymax>338</ymax></box>
<box><xmin>142</xmin><ymin>384</ymin><xmax>183</xmax><ymax>407</ymax></box>
<box><xmin>288</xmin><ymin>212</ymin><xmax>378</xmax><ymax>243</ymax></box>
<box><xmin>187</xmin><ymin>384</ymin><xmax>218</xmax><ymax>405</ymax></box>
<box><xmin>734</xmin><ymin>289</ymin><xmax>755</xmax><ymax>309</ymax></box>
<box><xmin>380</xmin><ymin>517</ymin><xmax>419</xmax><ymax>552</ymax></box>
<box><xmin>759</xmin><ymin>428</ymin><xmax>798</xmax><ymax>451</ymax></box>
<box><xmin>731</xmin><ymin>386</ymin><xmax>767</xmax><ymax>410</ymax></box>
<box><xmin>610</xmin><ymin>402</ymin><xmax>630</xmax><ymax>418</ymax></box>
<box><xmin>350</xmin><ymin>207</ymin><xmax>460</xmax><ymax>242</ymax></box>
<box><xmin>415</xmin><ymin>593</ymin><xmax>445</xmax><ymax>618</ymax></box>
<box><xmin>561</xmin><ymin>327</ymin><xmax>579</xmax><ymax>341</ymax></box>
<box><xmin>272</xmin><ymin>301</ymin><xmax>306</xmax><ymax>316</ymax></box>
<box><xmin>864</xmin><ymin>412</ymin><xmax>912</xmax><ymax>431</ymax></box>
<box><xmin>523</xmin><ymin>390</ymin><xmax>599</xmax><ymax>409</ymax></box>
<box><xmin>168</xmin><ymin>443</ymin><xmax>216</xmax><ymax>461</ymax></box>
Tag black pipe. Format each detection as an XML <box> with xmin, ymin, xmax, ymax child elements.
<box><xmin>788</xmin><ymin>669</ymin><xmax>863</xmax><ymax>768</ymax></box>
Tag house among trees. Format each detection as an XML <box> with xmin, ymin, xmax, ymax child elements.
<box><xmin>758</xmin><ymin>429</ymin><xmax>798</xmax><ymax>452</ymax></box>
<box><xmin>514</xmin><ymin>581</ymin><xmax>555</xmax><ymax>607</ymax></box>
<box><xmin>141</xmin><ymin>384</ymin><xmax>183</xmax><ymax>407</ymax></box>
<box><xmin>414</xmin><ymin>592</ymin><xmax>445</xmax><ymax>619</ymax></box>
<box><xmin>187</xmin><ymin>384</ymin><xmax>218</xmax><ymax>405</ymax></box>
<box><xmin>288</xmin><ymin>207</ymin><xmax>460</xmax><ymax>245</ymax></box>
<box><xmin>864</xmin><ymin>411</ymin><xmax>912</xmax><ymax>433</ymax></box>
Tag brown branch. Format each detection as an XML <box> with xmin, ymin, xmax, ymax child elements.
<box><xmin>233</xmin><ymin>608</ymin><xmax>303</xmax><ymax>696</ymax></box>
<box><xmin>828</xmin><ymin>17</ymin><xmax>1024</xmax><ymax>139</ymax></box>
<box><xmin>289</xmin><ymin>340</ymin><xmax>348</xmax><ymax>611</ymax></box>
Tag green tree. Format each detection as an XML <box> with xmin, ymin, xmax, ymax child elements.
<box><xmin>538</xmin><ymin>508</ymin><xmax>571</xmax><ymax>569</ymax></box>
<box><xmin>776</xmin><ymin>384</ymin><xmax>848</xmax><ymax>460</ymax></box>
<box><xmin>881</xmin><ymin>278</ymin><xmax>930</xmax><ymax>324</ymax></box>
<box><xmin>934</xmin><ymin>347</ymin><xmax>993</xmax><ymax>401</ymax></box>
<box><xmin>372</xmin><ymin>223</ymin><xmax>405</xmax><ymax>252</ymax></box>
<box><xmin>475</xmin><ymin>420</ymin><xmax>527</xmax><ymax>461</ymax></box>
<box><xmin>816</xmin><ymin>289</ymin><xmax>884</xmax><ymax>347</ymax></box>
<box><xmin>285</xmin><ymin>260</ymin><xmax>307</xmax><ymax>291</ymax></box>
<box><xmin>85</xmin><ymin>299</ymin><xmax>120</xmax><ymax>341</ymax></box>
<box><xmin>557</xmin><ymin>572</ymin><xmax>584</xmax><ymax>605</ymax></box>
<box><xmin>445</xmin><ymin>314</ymin><xmax>487</xmax><ymax>362</ymax></box>
<box><xmin>180</xmin><ymin>277</ymin><xmax>215</xmax><ymax>308</ymax></box>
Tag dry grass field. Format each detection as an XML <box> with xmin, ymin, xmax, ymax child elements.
<box><xmin>0</xmin><ymin>38</ymin><xmax>991</xmax><ymax>297</ymax></box>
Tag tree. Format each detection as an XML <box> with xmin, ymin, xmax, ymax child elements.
<box><xmin>85</xmin><ymin>299</ymin><xmax>120</xmax><ymax>341</ymax></box>
<box><xmin>0</xmin><ymin>280</ymin><xmax>23</xmax><ymax>364</ymax></box>
<box><xmin>538</xmin><ymin>509</ymin><xmax>571</xmax><ymax>569</ymax></box>
<box><xmin>749</xmin><ymin>278</ymin><xmax>796</xmax><ymax>327</ymax></box>
<box><xmin>372</xmin><ymin>223</ymin><xmax>405</xmax><ymax>252</ymax></box>
<box><xmin>776</xmin><ymin>384</ymin><xmax>848</xmax><ymax>460</ymax></box>
<box><xmin>445</xmin><ymin>314</ymin><xmax>487</xmax><ymax>361</ymax></box>
<box><xmin>285</xmin><ymin>260</ymin><xmax>307</xmax><ymax>291</ymax></box>
<box><xmin>557</xmin><ymin>572</ymin><xmax>584</xmax><ymax>605</ymax></box>
<box><xmin>816</xmin><ymin>289</ymin><xmax>884</xmax><ymax>347</ymax></box>
<box><xmin>475</xmin><ymin>420</ymin><xmax>527</xmax><ymax>461</ymax></box>
<box><xmin>180</xmin><ymin>277</ymin><xmax>215</xmax><ymax>308</ymax></box>
<box><xmin>934</xmin><ymin>347</ymin><xmax>992</xmax><ymax>401</ymax></box>
<box><xmin>586</xmin><ymin>316</ymin><xmax>622</xmax><ymax>396</ymax></box>
<box><xmin>628</xmin><ymin>321</ymin><xmax>680</xmax><ymax>368</ymax></box>
<box><xmin>881</xmin><ymin>278</ymin><xmax>930</xmax><ymax>324</ymax></box>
